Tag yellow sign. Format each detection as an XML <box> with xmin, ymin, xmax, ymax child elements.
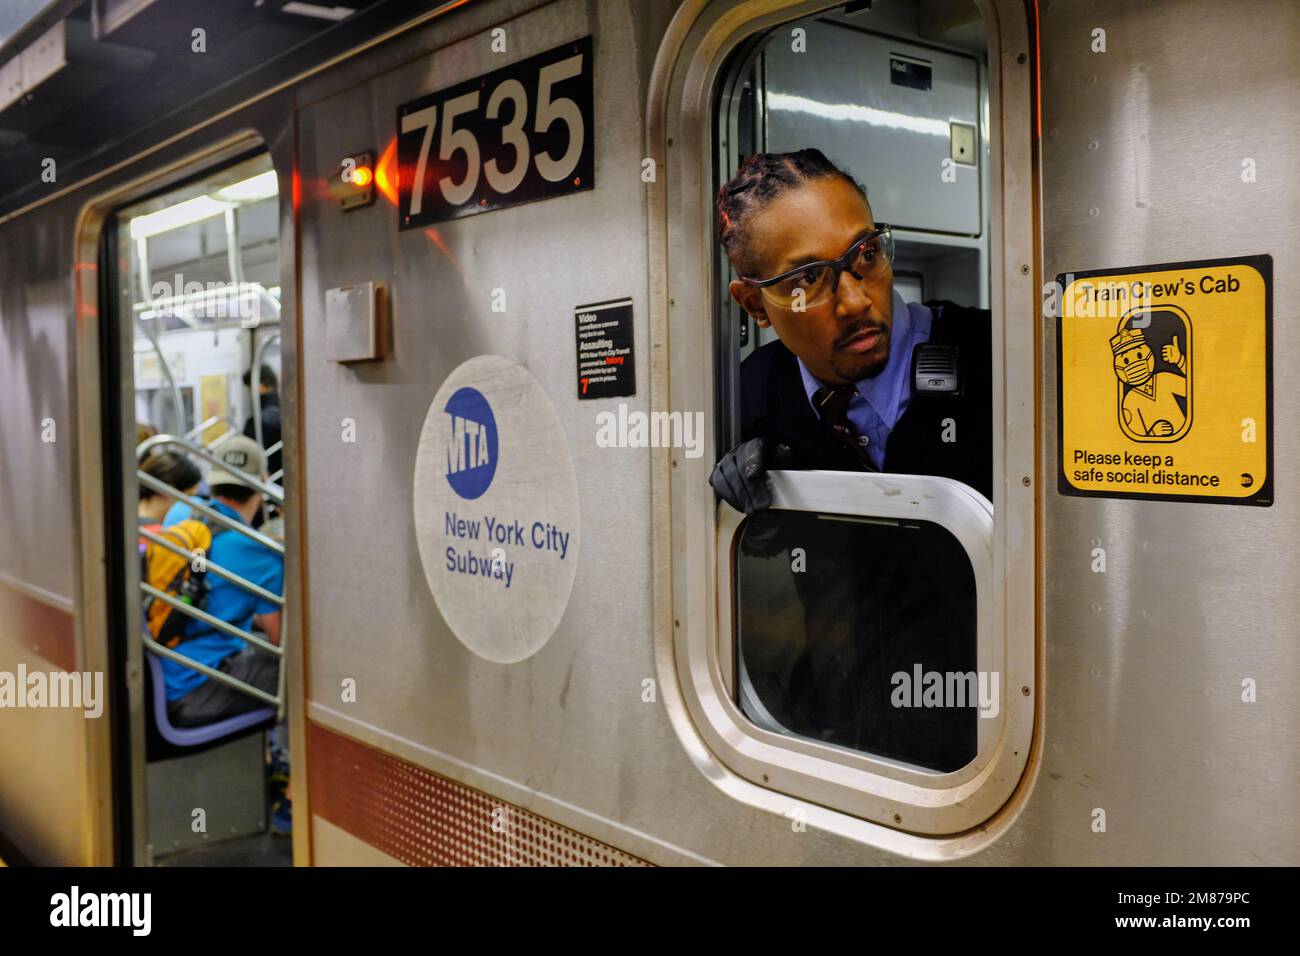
<box><xmin>1057</xmin><ymin>256</ymin><xmax>1272</xmax><ymax>505</ymax></box>
<box><xmin>198</xmin><ymin>374</ymin><xmax>231</xmax><ymax>446</ymax></box>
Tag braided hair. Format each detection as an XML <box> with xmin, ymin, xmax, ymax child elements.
<box><xmin>716</xmin><ymin>149</ymin><xmax>868</xmax><ymax>275</ymax></box>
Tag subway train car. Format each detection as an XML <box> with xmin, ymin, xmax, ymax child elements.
<box><xmin>0</xmin><ymin>0</ymin><xmax>1296</xmax><ymax>867</ymax></box>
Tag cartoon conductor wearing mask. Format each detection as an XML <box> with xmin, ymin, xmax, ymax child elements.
<box><xmin>1111</xmin><ymin>324</ymin><xmax>1188</xmax><ymax>439</ymax></box>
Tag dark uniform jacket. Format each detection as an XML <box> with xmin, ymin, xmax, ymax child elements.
<box><xmin>242</xmin><ymin>392</ymin><xmax>282</xmax><ymax>480</ymax></box>
<box><xmin>733</xmin><ymin>301</ymin><xmax>992</xmax><ymax>771</ymax></box>
<box><xmin>740</xmin><ymin>300</ymin><xmax>993</xmax><ymax>498</ymax></box>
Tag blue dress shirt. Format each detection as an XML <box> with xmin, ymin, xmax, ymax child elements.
<box><xmin>796</xmin><ymin>291</ymin><xmax>935</xmax><ymax>471</ymax></box>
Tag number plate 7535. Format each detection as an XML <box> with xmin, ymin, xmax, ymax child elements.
<box><xmin>396</xmin><ymin>36</ymin><xmax>594</xmax><ymax>229</ymax></box>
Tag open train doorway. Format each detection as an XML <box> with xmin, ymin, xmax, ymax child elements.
<box><xmin>103</xmin><ymin>150</ymin><xmax>292</xmax><ymax>866</ymax></box>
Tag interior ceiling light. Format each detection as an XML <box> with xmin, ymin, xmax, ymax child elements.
<box><xmin>765</xmin><ymin>91</ymin><xmax>950</xmax><ymax>138</ymax></box>
<box><xmin>280</xmin><ymin>2</ymin><xmax>356</xmax><ymax>20</ymax></box>
<box><xmin>128</xmin><ymin>195</ymin><xmax>232</xmax><ymax>240</ymax></box>
<box><xmin>215</xmin><ymin>170</ymin><xmax>280</xmax><ymax>203</ymax></box>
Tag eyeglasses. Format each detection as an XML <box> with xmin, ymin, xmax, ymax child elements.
<box><xmin>741</xmin><ymin>226</ymin><xmax>894</xmax><ymax>310</ymax></box>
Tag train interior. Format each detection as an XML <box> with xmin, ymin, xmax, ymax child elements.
<box><xmin>111</xmin><ymin>151</ymin><xmax>291</xmax><ymax>865</ymax></box>
<box><xmin>716</xmin><ymin>1</ymin><xmax>997</xmax><ymax>771</ymax></box>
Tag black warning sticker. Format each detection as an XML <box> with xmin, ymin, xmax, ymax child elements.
<box><xmin>575</xmin><ymin>298</ymin><xmax>635</xmax><ymax>400</ymax></box>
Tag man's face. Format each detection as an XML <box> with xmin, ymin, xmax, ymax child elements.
<box><xmin>729</xmin><ymin>176</ymin><xmax>894</xmax><ymax>385</ymax></box>
<box><xmin>1114</xmin><ymin>343</ymin><xmax>1154</xmax><ymax>386</ymax></box>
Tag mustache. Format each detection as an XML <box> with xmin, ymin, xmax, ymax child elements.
<box><xmin>834</xmin><ymin>321</ymin><xmax>887</xmax><ymax>349</ymax></box>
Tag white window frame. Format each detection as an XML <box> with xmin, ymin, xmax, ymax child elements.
<box><xmin>722</xmin><ymin>471</ymin><xmax>997</xmax><ymax>772</ymax></box>
<box><xmin>649</xmin><ymin>0</ymin><xmax>1037</xmax><ymax>845</ymax></box>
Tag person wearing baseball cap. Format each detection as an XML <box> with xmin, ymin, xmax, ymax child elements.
<box><xmin>160</xmin><ymin>434</ymin><xmax>284</xmax><ymax>729</ymax></box>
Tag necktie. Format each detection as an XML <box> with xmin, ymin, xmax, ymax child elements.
<box><xmin>813</xmin><ymin>384</ymin><xmax>876</xmax><ymax>472</ymax></box>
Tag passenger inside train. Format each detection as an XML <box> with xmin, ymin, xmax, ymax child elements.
<box><xmin>160</xmin><ymin>436</ymin><xmax>283</xmax><ymax>723</ymax></box>
<box><xmin>242</xmin><ymin>364</ymin><xmax>283</xmax><ymax>483</ymax></box>
<box><xmin>137</xmin><ymin>451</ymin><xmax>201</xmax><ymax>537</ymax></box>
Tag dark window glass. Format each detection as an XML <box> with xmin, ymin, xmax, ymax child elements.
<box><xmin>735</xmin><ymin>509</ymin><xmax>977</xmax><ymax>772</ymax></box>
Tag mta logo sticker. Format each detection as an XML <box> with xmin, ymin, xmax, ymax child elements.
<box><xmin>413</xmin><ymin>354</ymin><xmax>581</xmax><ymax>662</ymax></box>
<box><xmin>444</xmin><ymin>387</ymin><xmax>497</xmax><ymax>499</ymax></box>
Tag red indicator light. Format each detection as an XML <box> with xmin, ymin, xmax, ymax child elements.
<box><xmin>353</xmin><ymin>166</ymin><xmax>373</xmax><ymax>187</ymax></box>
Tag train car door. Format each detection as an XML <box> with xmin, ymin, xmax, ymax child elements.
<box><xmin>100</xmin><ymin>149</ymin><xmax>295</xmax><ymax>865</ymax></box>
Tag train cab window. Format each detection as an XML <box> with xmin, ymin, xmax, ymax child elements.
<box><xmin>111</xmin><ymin>150</ymin><xmax>291</xmax><ymax>863</ymax></box>
<box><xmin>712</xmin><ymin>2</ymin><xmax>997</xmax><ymax>780</ymax></box>
<box><xmin>663</xmin><ymin>0</ymin><xmax>1034</xmax><ymax>836</ymax></box>
<box><xmin>736</xmin><ymin>511</ymin><xmax>978</xmax><ymax>771</ymax></box>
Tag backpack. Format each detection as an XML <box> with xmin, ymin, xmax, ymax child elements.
<box><xmin>142</xmin><ymin>516</ymin><xmax>230</xmax><ymax>647</ymax></box>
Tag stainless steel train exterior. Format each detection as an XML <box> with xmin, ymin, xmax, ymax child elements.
<box><xmin>0</xmin><ymin>0</ymin><xmax>1296</xmax><ymax>866</ymax></box>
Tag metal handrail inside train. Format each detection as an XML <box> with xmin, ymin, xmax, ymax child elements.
<box><xmin>140</xmin><ymin>583</ymin><xmax>281</xmax><ymax>657</ymax></box>
<box><xmin>140</xmin><ymin>636</ymin><xmax>280</xmax><ymax>710</ymax></box>
<box><xmin>184</xmin><ymin>415</ymin><xmax>224</xmax><ymax>444</ymax></box>
<box><xmin>138</xmin><ymin>526</ymin><xmax>283</xmax><ymax>608</ymax></box>
<box><xmin>138</xmin><ymin>434</ymin><xmax>285</xmax><ymax>509</ymax></box>
<box><xmin>132</xmin><ymin>281</ymin><xmax>281</xmax><ymax>330</ymax></box>
<box><xmin>182</xmin><ymin>415</ymin><xmax>248</xmax><ymax>457</ymax></box>
<box><xmin>132</xmin><ymin>282</ymin><xmax>281</xmax><ymax>441</ymax></box>
<box><xmin>137</xmin><ymin>436</ymin><xmax>286</xmax><ymax>712</ymax></box>
<box><xmin>134</xmin><ymin>311</ymin><xmax>186</xmax><ymax>437</ymax></box>
<box><xmin>207</xmin><ymin>427</ymin><xmax>241</xmax><ymax>453</ymax></box>
<box><xmin>138</xmin><ymin>471</ymin><xmax>283</xmax><ymax>552</ymax></box>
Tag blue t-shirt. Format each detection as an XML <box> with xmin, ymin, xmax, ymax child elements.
<box><xmin>160</xmin><ymin>499</ymin><xmax>283</xmax><ymax>701</ymax></box>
